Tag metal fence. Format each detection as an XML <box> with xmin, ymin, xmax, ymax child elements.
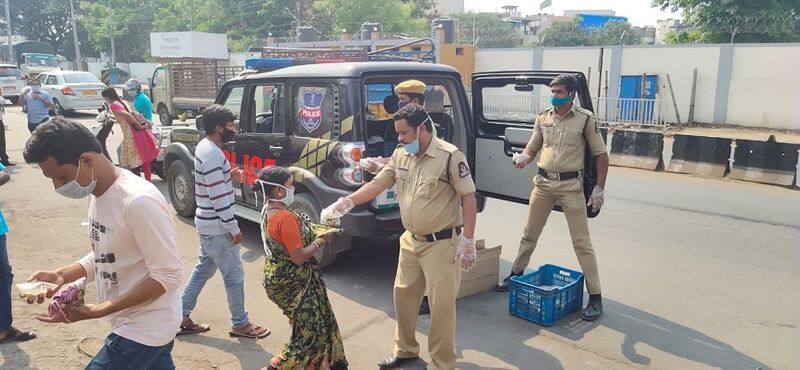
<box><xmin>479</xmin><ymin>93</ymin><xmax>669</xmax><ymax>129</ymax></box>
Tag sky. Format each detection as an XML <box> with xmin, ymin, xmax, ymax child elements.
<box><xmin>463</xmin><ymin>0</ymin><xmax>682</xmax><ymax>27</ymax></box>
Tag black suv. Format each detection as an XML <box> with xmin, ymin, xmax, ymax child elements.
<box><xmin>162</xmin><ymin>62</ymin><xmax>596</xmax><ymax>267</ymax></box>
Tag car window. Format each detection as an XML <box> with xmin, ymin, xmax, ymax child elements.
<box><xmin>64</xmin><ymin>73</ymin><xmax>101</xmax><ymax>84</ymax></box>
<box><xmin>154</xmin><ymin>68</ymin><xmax>165</xmax><ymax>84</ymax></box>
<box><xmin>249</xmin><ymin>83</ymin><xmax>285</xmax><ymax>134</ymax></box>
<box><xmin>221</xmin><ymin>85</ymin><xmax>245</xmax><ymax>119</ymax></box>
<box><xmin>0</xmin><ymin>67</ymin><xmax>21</xmax><ymax>78</ymax></box>
<box><xmin>46</xmin><ymin>75</ymin><xmax>58</xmax><ymax>85</ymax></box>
<box><xmin>37</xmin><ymin>74</ymin><xmax>48</xmax><ymax>84</ymax></box>
<box><xmin>293</xmin><ymin>84</ymin><xmax>338</xmax><ymax>139</ymax></box>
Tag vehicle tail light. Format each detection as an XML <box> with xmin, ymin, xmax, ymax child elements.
<box><xmin>335</xmin><ymin>168</ymin><xmax>365</xmax><ymax>186</ymax></box>
<box><xmin>61</xmin><ymin>86</ymin><xmax>75</xmax><ymax>95</ymax></box>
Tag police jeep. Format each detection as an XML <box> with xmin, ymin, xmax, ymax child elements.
<box><xmin>161</xmin><ymin>62</ymin><xmax>597</xmax><ymax>267</ymax></box>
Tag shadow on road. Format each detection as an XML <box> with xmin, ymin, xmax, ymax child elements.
<box><xmin>149</xmin><ymin>180</ymin><xmax>767</xmax><ymax>369</ymax></box>
<box><xmin>0</xmin><ymin>342</ymin><xmax>34</xmax><ymax>370</ymax></box>
<box><xmin>175</xmin><ymin>334</ymin><xmax>272</xmax><ymax>369</ymax></box>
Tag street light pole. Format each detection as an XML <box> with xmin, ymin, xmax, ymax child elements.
<box><xmin>108</xmin><ymin>6</ymin><xmax>116</xmax><ymax>66</ymax></box>
<box><xmin>69</xmin><ymin>0</ymin><xmax>83</xmax><ymax>70</ymax></box>
<box><xmin>4</xmin><ymin>0</ymin><xmax>13</xmax><ymax>64</ymax></box>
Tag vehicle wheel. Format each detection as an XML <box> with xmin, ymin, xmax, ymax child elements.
<box><xmin>158</xmin><ymin>104</ymin><xmax>173</xmax><ymax>126</ymax></box>
<box><xmin>52</xmin><ymin>98</ymin><xmax>66</xmax><ymax>116</ymax></box>
<box><xmin>9</xmin><ymin>97</ymin><xmax>18</xmax><ymax>105</ymax></box>
<box><xmin>167</xmin><ymin>160</ymin><xmax>196</xmax><ymax>218</ymax></box>
<box><xmin>152</xmin><ymin>161</ymin><xmax>165</xmax><ymax>180</ymax></box>
<box><xmin>288</xmin><ymin>193</ymin><xmax>341</xmax><ymax>268</ymax></box>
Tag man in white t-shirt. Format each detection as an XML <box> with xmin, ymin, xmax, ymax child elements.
<box><xmin>23</xmin><ymin>117</ymin><xmax>184</xmax><ymax>369</ymax></box>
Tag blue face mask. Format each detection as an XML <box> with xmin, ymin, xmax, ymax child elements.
<box><xmin>403</xmin><ymin>125</ymin><xmax>422</xmax><ymax>155</ymax></box>
<box><xmin>551</xmin><ymin>94</ymin><xmax>573</xmax><ymax>107</ymax></box>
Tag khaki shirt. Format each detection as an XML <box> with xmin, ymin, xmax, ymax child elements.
<box><xmin>373</xmin><ymin>137</ymin><xmax>476</xmax><ymax>236</ymax></box>
<box><xmin>526</xmin><ymin>106</ymin><xmax>607</xmax><ymax>173</ymax></box>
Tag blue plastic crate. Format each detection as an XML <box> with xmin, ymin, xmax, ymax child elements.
<box><xmin>508</xmin><ymin>264</ymin><xmax>584</xmax><ymax>326</ymax></box>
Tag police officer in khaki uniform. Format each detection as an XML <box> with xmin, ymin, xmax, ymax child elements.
<box><xmin>322</xmin><ymin>104</ymin><xmax>478</xmax><ymax>369</ymax></box>
<box><xmin>494</xmin><ymin>74</ymin><xmax>609</xmax><ymax>321</ymax></box>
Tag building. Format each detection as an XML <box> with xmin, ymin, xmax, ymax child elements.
<box><xmin>433</xmin><ymin>0</ymin><xmax>464</xmax><ymax>15</ymax></box>
<box><xmin>656</xmin><ymin>19</ymin><xmax>689</xmax><ymax>44</ymax></box>
<box><xmin>564</xmin><ymin>9</ymin><xmax>615</xmax><ymax>17</ymax></box>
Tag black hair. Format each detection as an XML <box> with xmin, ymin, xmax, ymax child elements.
<box><xmin>550</xmin><ymin>74</ymin><xmax>578</xmax><ymax>93</ymax></box>
<box><xmin>392</xmin><ymin>104</ymin><xmax>432</xmax><ymax>131</ymax></box>
<box><xmin>200</xmin><ymin>104</ymin><xmax>237</xmax><ymax>135</ymax></box>
<box><xmin>251</xmin><ymin>166</ymin><xmax>292</xmax><ymax>198</ymax></box>
<box><xmin>23</xmin><ymin>116</ymin><xmax>102</xmax><ymax>165</ymax></box>
<box><xmin>28</xmin><ymin>79</ymin><xmax>41</xmax><ymax>86</ymax></box>
<box><xmin>405</xmin><ymin>92</ymin><xmax>425</xmax><ymax>104</ymax></box>
<box><xmin>101</xmin><ymin>87</ymin><xmax>130</xmax><ymax>113</ymax></box>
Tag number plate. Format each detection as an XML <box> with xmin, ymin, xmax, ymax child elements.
<box><xmin>82</xmin><ymin>90</ymin><xmax>98</xmax><ymax>96</ymax></box>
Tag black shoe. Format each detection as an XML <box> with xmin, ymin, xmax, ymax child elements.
<box><xmin>494</xmin><ymin>271</ymin><xmax>524</xmax><ymax>292</ymax></box>
<box><xmin>581</xmin><ymin>300</ymin><xmax>603</xmax><ymax>321</ymax></box>
<box><xmin>378</xmin><ymin>355</ymin><xmax>419</xmax><ymax>368</ymax></box>
<box><xmin>418</xmin><ymin>296</ymin><xmax>430</xmax><ymax>315</ymax></box>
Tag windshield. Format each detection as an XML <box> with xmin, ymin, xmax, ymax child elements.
<box><xmin>25</xmin><ymin>55</ymin><xmax>58</xmax><ymax>67</ymax></box>
<box><xmin>0</xmin><ymin>67</ymin><xmax>21</xmax><ymax>77</ymax></box>
<box><xmin>64</xmin><ymin>73</ymin><xmax>101</xmax><ymax>84</ymax></box>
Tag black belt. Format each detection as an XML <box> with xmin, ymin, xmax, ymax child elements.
<box><xmin>413</xmin><ymin>226</ymin><xmax>462</xmax><ymax>242</ymax></box>
<box><xmin>538</xmin><ymin>168</ymin><xmax>579</xmax><ymax>181</ymax></box>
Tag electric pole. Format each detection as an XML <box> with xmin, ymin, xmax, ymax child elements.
<box><xmin>69</xmin><ymin>0</ymin><xmax>82</xmax><ymax>70</ymax></box>
<box><xmin>108</xmin><ymin>6</ymin><xmax>115</xmax><ymax>66</ymax></box>
<box><xmin>4</xmin><ymin>0</ymin><xmax>13</xmax><ymax>64</ymax></box>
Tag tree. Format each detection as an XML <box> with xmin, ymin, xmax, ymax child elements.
<box><xmin>314</xmin><ymin>0</ymin><xmax>428</xmax><ymax>38</ymax></box>
<box><xmin>81</xmin><ymin>0</ymin><xmax>156</xmax><ymax>62</ymax></box>
<box><xmin>653</xmin><ymin>0</ymin><xmax>800</xmax><ymax>43</ymax></box>
<box><xmin>1</xmin><ymin>0</ymin><xmax>74</xmax><ymax>53</ymax></box>
<box><xmin>664</xmin><ymin>29</ymin><xmax>701</xmax><ymax>44</ymax></box>
<box><xmin>451</xmin><ymin>12</ymin><xmax>522</xmax><ymax>48</ymax></box>
<box><xmin>592</xmin><ymin>21</ymin><xmax>642</xmax><ymax>46</ymax></box>
<box><xmin>539</xmin><ymin>19</ymin><xmax>592</xmax><ymax>46</ymax></box>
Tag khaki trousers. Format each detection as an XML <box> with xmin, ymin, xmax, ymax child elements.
<box><xmin>393</xmin><ymin>231</ymin><xmax>461</xmax><ymax>370</ymax></box>
<box><xmin>511</xmin><ymin>175</ymin><xmax>602</xmax><ymax>294</ymax></box>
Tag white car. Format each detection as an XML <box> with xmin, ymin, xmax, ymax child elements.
<box><xmin>0</xmin><ymin>64</ymin><xmax>27</xmax><ymax>104</ymax></box>
<box><xmin>33</xmin><ymin>71</ymin><xmax>106</xmax><ymax>115</ymax></box>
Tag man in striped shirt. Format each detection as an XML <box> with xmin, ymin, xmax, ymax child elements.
<box><xmin>179</xmin><ymin>104</ymin><xmax>270</xmax><ymax>339</ymax></box>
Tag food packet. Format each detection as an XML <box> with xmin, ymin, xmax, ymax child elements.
<box><xmin>16</xmin><ymin>281</ymin><xmax>58</xmax><ymax>300</ymax></box>
<box><xmin>310</xmin><ymin>223</ymin><xmax>343</xmax><ymax>239</ymax></box>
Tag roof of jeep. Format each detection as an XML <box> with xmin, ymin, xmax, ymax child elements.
<box><xmin>237</xmin><ymin>62</ymin><xmax>460</xmax><ymax>80</ymax></box>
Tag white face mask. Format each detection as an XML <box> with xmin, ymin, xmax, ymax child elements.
<box><xmin>55</xmin><ymin>161</ymin><xmax>97</xmax><ymax>199</ymax></box>
<box><xmin>255</xmin><ymin>180</ymin><xmax>295</xmax><ymax>208</ymax></box>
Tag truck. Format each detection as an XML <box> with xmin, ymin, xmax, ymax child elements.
<box><xmin>0</xmin><ymin>41</ymin><xmax>60</xmax><ymax>78</ymax></box>
<box><xmin>148</xmin><ymin>32</ymin><xmax>240</xmax><ymax>126</ymax></box>
<box><xmin>149</xmin><ymin>58</ymin><xmax>243</xmax><ymax>126</ymax></box>
<box><xmin>160</xmin><ymin>59</ymin><xmax>600</xmax><ymax>268</ymax></box>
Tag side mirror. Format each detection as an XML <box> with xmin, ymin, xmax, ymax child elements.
<box><xmin>195</xmin><ymin>115</ymin><xmax>204</xmax><ymax>131</ymax></box>
<box><xmin>383</xmin><ymin>94</ymin><xmax>399</xmax><ymax>114</ymax></box>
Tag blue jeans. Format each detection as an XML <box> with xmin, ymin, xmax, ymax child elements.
<box><xmin>181</xmin><ymin>234</ymin><xmax>249</xmax><ymax>328</ymax></box>
<box><xmin>85</xmin><ymin>334</ymin><xmax>174</xmax><ymax>370</ymax></box>
<box><xmin>0</xmin><ymin>234</ymin><xmax>12</xmax><ymax>332</ymax></box>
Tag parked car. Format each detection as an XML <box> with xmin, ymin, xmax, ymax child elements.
<box><xmin>33</xmin><ymin>71</ymin><xmax>106</xmax><ymax>115</ymax></box>
<box><xmin>0</xmin><ymin>64</ymin><xmax>26</xmax><ymax>104</ymax></box>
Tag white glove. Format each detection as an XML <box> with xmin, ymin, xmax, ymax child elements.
<box><xmin>587</xmin><ymin>186</ymin><xmax>605</xmax><ymax>212</ymax></box>
<box><xmin>359</xmin><ymin>157</ymin><xmax>388</xmax><ymax>174</ymax></box>
<box><xmin>455</xmin><ymin>235</ymin><xmax>477</xmax><ymax>271</ymax></box>
<box><xmin>512</xmin><ymin>152</ymin><xmax>531</xmax><ymax>168</ymax></box>
<box><xmin>320</xmin><ymin>197</ymin><xmax>355</xmax><ymax>226</ymax></box>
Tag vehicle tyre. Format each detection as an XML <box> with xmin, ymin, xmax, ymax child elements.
<box><xmin>288</xmin><ymin>193</ymin><xmax>344</xmax><ymax>268</ymax></box>
<box><xmin>158</xmin><ymin>104</ymin><xmax>173</xmax><ymax>126</ymax></box>
<box><xmin>9</xmin><ymin>97</ymin><xmax>18</xmax><ymax>105</ymax></box>
<box><xmin>52</xmin><ymin>98</ymin><xmax>66</xmax><ymax>116</ymax></box>
<box><xmin>167</xmin><ymin>160</ymin><xmax>196</xmax><ymax>218</ymax></box>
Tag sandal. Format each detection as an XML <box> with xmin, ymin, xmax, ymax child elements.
<box><xmin>0</xmin><ymin>327</ymin><xmax>37</xmax><ymax>343</ymax></box>
<box><xmin>229</xmin><ymin>323</ymin><xmax>270</xmax><ymax>339</ymax></box>
<box><xmin>177</xmin><ymin>322</ymin><xmax>210</xmax><ymax>336</ymax></box>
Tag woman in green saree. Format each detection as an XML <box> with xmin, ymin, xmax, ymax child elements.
<box><xmin>253</xmin><ymin>166</ymin><xmax>348</xmax><ymax>370</ymax></box>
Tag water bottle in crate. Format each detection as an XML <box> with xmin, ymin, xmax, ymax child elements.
<box><xmin>508</xmin><ymin>264</ymin><xmax>584</xmax><ymax>326</ymax></box>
